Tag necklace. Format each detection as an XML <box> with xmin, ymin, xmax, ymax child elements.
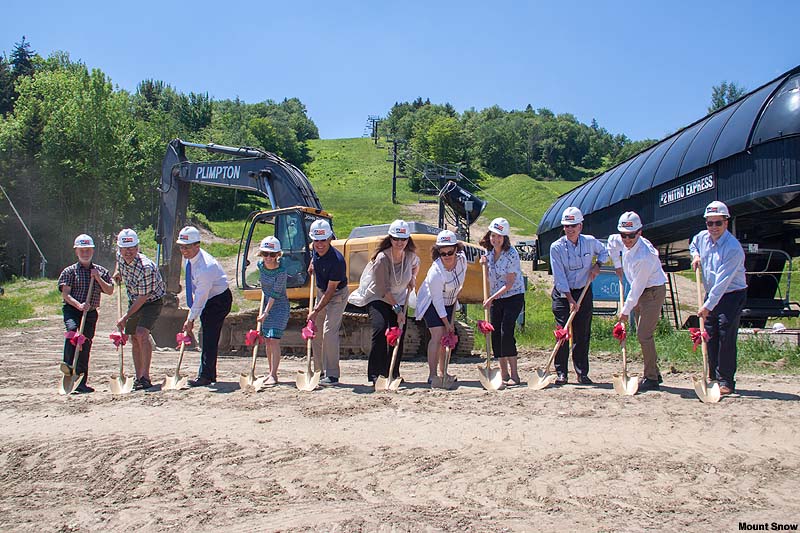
<box><xmin>391</xmin><ymin>253</ymin><xmax>405</xmax><ymax>286</ymax></box>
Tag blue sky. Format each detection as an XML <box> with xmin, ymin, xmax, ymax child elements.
<box><xmin>2</xmin><ymin>0</ymin><xmax>798</xmax><ymax>142</ymax></box>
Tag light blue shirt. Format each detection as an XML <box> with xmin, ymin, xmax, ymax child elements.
<box><xmin>689</xmin><ymin>230</ymin><xmax>747</xmax><ymax>311</ymax></box>
<box><xmin>550</xmin><ymin>234</ymin><xmax>609</xmax><ymax>297</ymax></box>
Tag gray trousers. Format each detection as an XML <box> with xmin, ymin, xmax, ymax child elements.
<box><xmin>633</xmin><ymin>285</ymin><xmax>666</xmax><ymax>380</ymax></box>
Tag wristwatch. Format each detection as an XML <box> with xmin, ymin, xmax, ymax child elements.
<box><xmin>392</xmin><ymin>303</ymin><xmax>403</xmax><ymax>314</ymax></box>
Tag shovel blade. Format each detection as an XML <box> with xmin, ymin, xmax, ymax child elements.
<box><xmin>109</xmin><ymin>375</ymin><xmax>134</xmax><ymax>395</ymax></box>
<box><xmin>239</xmin><ymin>373</ymin><xmax>267</xmax><ymax>392</ymax></box>
<box><xmin>59</xmin><ymin>373</ymin><xmax>84</xmax><ymax>395</ymax></box>
<box><xmin>476</xmin><ymin>363</ymin><xmax>505</xmax><ymax>391</ymax></box>
<box><xmin>612</xmin><ymin>373</ymin><xmax>639</xmax><ymax>396</ymax></box>
<box><xmin>430</xmin><ymin>375</ymin><xmax>457</xmax><ymax>390</ymax></box>
<box><xmin>528</xmin><ymin>369</ymin><xmax>556</xmax><ymax>391</ymax></box>
<box><xmin>374</xmin><ymin>375</ymin><xmax>389</xmax><ymax>391</ymax></box>
<box><xmin>296</xmin><ymin>370</ymin><xmax>321</xmax><ymax>392</ymax></box>
<box><xmin>692</xmin><ymin>376</ymin><xmax>721</xmax><ymax>403</ymax></box>
<box><xmin>162</xmin><ymin>374</ymin><xmax>188</xmax><ymax>391</ymax></box>
<box><xmin>58</xmin><ymin>362</ymin><xmax>73</xmax><ymax>376</ymax></box>
<box><xmin>387</xmin><ymin>376</ymin><xmax>403</xmax><ymax>391</ymax></box>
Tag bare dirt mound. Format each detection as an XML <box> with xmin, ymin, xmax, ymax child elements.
<box><xmin>1</xmin><ymin>293</ymin><xmax>799</xmax><ymax>531</ymax></box>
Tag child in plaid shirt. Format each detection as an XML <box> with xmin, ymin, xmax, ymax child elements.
<box><xmin>58</xmin><ymin>234</ymin><xmax>114</xmax><ymax>393</ymax></box>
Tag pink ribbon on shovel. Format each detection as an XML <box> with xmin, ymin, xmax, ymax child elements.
<box><xmin>301</xmin><ymin>320</ymin><xmax>317</xmax><ymax>341</ymax></box>
<box><xmin>613</xmin><ymin>322</ymin><xmax>627</xmax><ymax>342</ymax></box>
<box><xmin>688</xmin><ymin>328</ymin><xmax>709</xmax><ymax>351</ymax></box>
<box><xmin>385</xmin><ymin>326</ymin><xmax>402</xmax><ymax>347</ymax></box>
<box><xmin>176</xmin><ymin>332</ymin><xmax>192</xmax><ymax>348</ymax></box>
<box><xmin>553</xmin><ymin>325</ymin><xmax>570</xmax><ymax>342</ymax></box>
<box><xmin>109</xmin><ymin>331</ymin><xmax>129</xmax><ymax>347</ymax></box>
<box><xmin>245</xmin><ymin>329</ymin><xmax>264</xmax><ymax>346</ymax></box>
<box><xmin>65</xmin><ymin>331</ymin><xmax>86</xmax><ymax>347</ymax></box>
<box><xmin>441</xmin><ymin>332</ymin><xmax>459</xmax><ymax>349</ymax></box>
<box><xmin>476</xmin><ymin>320</ymin><xmax>494</xmax><ymax>335</ymax></box>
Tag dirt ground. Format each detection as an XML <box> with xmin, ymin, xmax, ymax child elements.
<box><xmin>1</xmin><ymin>291</ymin><xmax>800</xmax><ymax>533</ymax></box>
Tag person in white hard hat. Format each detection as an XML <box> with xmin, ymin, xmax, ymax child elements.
<box><xmin>307</xmin><ymin>219</ymin><xmax>348</xmax><ymax>385</ymax></box>
<box><xmin>415</xmin><ymin>229</ymin><xmax>467</xmax><ymax>385</ymax></box>
<box><xmin>549</xmin><ymin>207</ymin><xmax>608</xmax><ymax>385</ymax></box>
<box><xmin>114</xmin><ymin>228</ymin><xmax>166</xmax><ymax>390</ymax></box>
<box><xmin>57</xmin><ymin>234</ymin><xmax>114</xmax><ymax>393</ymax></box>
<box><xmin>606</xmin><ymin>211</ymin><xmax>668</xmax><ymax>392</ymax></box>
<box><xmin>256</xmin><ymin>236</ymin><xmax>290</xmax><ymax>385</ymax></box>
<box><xmin>349</xmin><ymin>220</ymin><xmax>420</xmax><ymax>385</ymax></box>
<box><xmin>689</xmin><ymin>201</ymin><xmax>747</xmax><ymax>396</ymax></box>
<box><xmin>175</xmin><ymin>226</ymin><xmax>232</xmax><ymax>387</ymax></box>
<box><xmin>479</xmin><ymin>218</ymin><xmax>525</xmax><ymax>386</ymax></box>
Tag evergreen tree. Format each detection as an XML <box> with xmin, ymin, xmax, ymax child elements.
<box><xmin>0</xmin><ymin>54</ymin><xmax>13</xmax><ymax>116</ymax></box>
<box><xmin>10</xmin><ymin>36</ymin><xmax>36</xmax><ymax>80</ymax></box>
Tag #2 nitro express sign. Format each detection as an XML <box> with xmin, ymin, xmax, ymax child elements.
<box><xmin>659</xmin><ymin>173</ymin><xmax>715</xmax><ymax>207</ymax></box>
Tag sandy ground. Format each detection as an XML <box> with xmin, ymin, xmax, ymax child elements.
<box><xmin>1</xmin><ymin>292</ymin><xmax>800</xmax><ymax>533</ymax></box>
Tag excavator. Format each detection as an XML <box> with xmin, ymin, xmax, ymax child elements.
<box><xmin>154</xmin><ymin>139</ymin><xmax>487</xmax><ymax>358</ymax></box>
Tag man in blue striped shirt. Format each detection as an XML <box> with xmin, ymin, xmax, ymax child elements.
<box><xmin>689</xmin><ymin>201</ymin><xmax>747</xmax><ymax>396</ymax></box>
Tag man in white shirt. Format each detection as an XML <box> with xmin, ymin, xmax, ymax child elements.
<box><xmin>176</xmin><ymin>226</ymin><xmax>233</xmax><ymax>387</ymax></box>
<box><xmin>607</xmin><ymin>212</ymin><xmax>668</xmax><ymax>392</ymax></box>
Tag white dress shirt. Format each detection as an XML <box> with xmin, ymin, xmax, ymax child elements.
<box><xmin>607</xmin><ymin>234</ymin><xmax>667</xmax><ymax>316</ymax></box>
<box><xmin>187</xmin><ymin>249</ymin><xmax>229</xmax><ymax>320</ymax></box>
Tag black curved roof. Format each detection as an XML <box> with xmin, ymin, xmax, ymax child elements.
<box><xmin>538</xmin><ymin>65</ymin><xmax>800</xmax><ymax>239</ymax></box>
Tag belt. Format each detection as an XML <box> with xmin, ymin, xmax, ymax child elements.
<box><xmin>644</xmin><ymin>285</ymin><xmax>665</xmax><ymax>292</ymax></box>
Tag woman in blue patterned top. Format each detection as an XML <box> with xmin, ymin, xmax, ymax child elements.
<box><xmin>256</xmin><ymin>236</ymin><xmax>290</xmax><ymax>385</ymax></box>
<box><xmin>479</xmin><ymin>218</ymin><xmax>525</xmax><ymax>386</ymax></box>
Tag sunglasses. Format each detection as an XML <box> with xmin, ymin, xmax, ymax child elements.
<box><xmin>706</xmin><ymin>220</ymin><xmax>725</xmax><ymax>227</ymax></box>
<box><xmin>439</xmin><ymin>250</ymin><xmax>456</xmax><ymax>257</ymax></box>
<box><xmin>563</xmin><ymin>224</ymin><xmax>579</xmax><ymax>229</ymax></box>
<box><xmin>620</xmin><ymin>232</ymin><xmax>638</xmax><ymax>240</ymax></box>
<box><xmin>390</xmin><ymin>236</ymin><xmax>409</xmax><ymax>242</ymax></box>
<box><xmin>261</xmin><ymin>252</ymin><xmax>280</xmax><ymax>257</ymax></box>
<box><xmin>178</xmin><ymin>244</ymin><xmax>197</xmax><ymax>250</ymax></box>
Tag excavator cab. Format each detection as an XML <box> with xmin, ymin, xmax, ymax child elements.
<box><xmin>237</xmin><ymin>206</ymin><xmax>331</xmax><ymax>302</ymax></box>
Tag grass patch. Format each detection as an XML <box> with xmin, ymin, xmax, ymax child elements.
<box><xmin>475</xmin><ymin>174</ymin><xmax>583</xmax><ymax>236</ymax></box>
<box><xmin>203</xmin><ymin>242</ymin><xmax>241</xmax><ymax>258</ymax></box>
<box><xmin>0</xmin><ymin>277</ymin><xmax>62</xmax><ymax>328</ymax></box>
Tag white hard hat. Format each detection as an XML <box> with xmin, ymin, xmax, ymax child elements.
<box><xmin>117</xmin><ymin>228</ymin><xmax>139</xmax><ymax>248</ymax></box>
<box><xmin>308</xmin><ymin>219</ymin><xmax>333</xmax><ymax>241</ymax></box>
<box><xmin>259</xmin><ymin>236</ymin><xmax>282</xmax><ymax>253</ymax></box>
<box><xmin>617</xmin><ymin>211</ymin><xmax>643</xmax><ymax>233</ymax></box>
<box><xmin>436</xmin><ymin>230</ymin><xmax>459</xmax><ymax>246</ymax></box>
<box><xmin>176</xmin><ymin>226</ymin><xmax>201</xmax><ymax>245</ymax></box>
<box><xmin>488</xmin><ymin>217</ymin><xmax>510</xmax><ymax>236</ymax></box>
<box><xmin>704</xmin><ymin>201</ymin><xmax>730</xmax><ymax>218</ymax></box>
<box><xmin>73</xmin><ymin>234</ymin><xmax>95</xmax><ymax>248</ymax></box>
<box><xmin>561</xmin><ymin>207</ymin><xmax>584</xmax><ymax>225</ymax></box>
<box><xmin>388</xmin><ymin>219</ymin><xmax>410</xmax><ymax>239</ymax></box>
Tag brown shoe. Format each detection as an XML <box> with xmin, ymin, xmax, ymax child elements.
<box><xmin>719</xmin><ymin>385</ymin><xmax>734</xmax><ymax>395</ymax></box>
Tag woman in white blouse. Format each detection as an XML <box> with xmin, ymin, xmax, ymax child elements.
<box><xmin>415</xmin><ymin>230</ymin><xmax>467</xmax><ymax>384</ymax></box>
<box><xmin>479</xmin><ymin>218</ymin><xmax>525</xmax><ymax>386</ymax></box>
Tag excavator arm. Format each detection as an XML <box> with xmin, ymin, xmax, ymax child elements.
<box><xmin>156</xmin><ymin>138</ymin><xmax>322</xmax><ymax>293</ymax></box>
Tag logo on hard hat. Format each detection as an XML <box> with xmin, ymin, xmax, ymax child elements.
<box><xmin>621</xmin><ymin>221</ymin><xmax>634</xmax><ymax>228</ymax></box>
<box><xmin>564</xmin><ymin>215</ymin><xmax>575</xmax><ymax>222</ymax></box>
<box><xmin>121</xmin><ymin>237</ymin><xmax>135</xmax><ymax>244</ymax></box>
<box><xmin>77</xmin><ymin>239</ymin><xmax>90</xmax><ymax>246</ymax></box>
<box><xmin>396</xmin><ymin>228</ymin><xmax>407</xmax><ymax>235</ymax></box>
<box><xmin>179</xmin><ymin>234</ymin><xmax>190</xmax><ymax>241</ymax></box>
<box><xmin>494</xmin><ymin>223</ymin><xmax>505</xmax><ymax>231</ymax></box>
<box><xmin>265</xmin><ymin>242</ymin><xmax>275</xmax><ymax>249</ymax></box>
<box><xmin>313</xmin><ymin>229</ymin><xmax>326</xmax><ymax>236</ymax></box>
<box><xmin>707</xmin><ymin>206</ymin><xmax>719</xmax><ymax>213</ymax></box>
<box><xmin>441</xmin><ymin>236</ymin><xmax>453</xmax><ymax>243</ymax></box>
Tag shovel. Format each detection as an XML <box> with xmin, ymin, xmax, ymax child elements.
<box><xmin>240</xmin><ymin>291</ymin><xmax>268</xmax><ymax>391</ymax></box>
<box><xmin>612</xmin><ymin>279</ymin><xmax>638</xmax><ymax>396</ymax></box>
<box><xmin>375</xmin><ymin>287</ymin><xmax>413</xmax><ymax>392</ymax></box>
<box><xmin>59</xmin><ymin>277</ymin><xmax>95</xmax><ymax>395</ymax></box>
<box><xmin>296</xmin><ymin>273</ymin><xmax>322</xmax><ymax>392</ymax></box>
<box><xmin>163</xmin><ymin>326</ymin><xmax>191</xmax><ymax>391</ymax></box>
<box><xmin>431</xmin><ymin>332</ymin><xmax>458</xmax><ymax>390</ymax></box>
<box><xmin>109</xmin><ymin>279</ymin><xmax>135</xmax><ymax>394</ymax></box>
<box><xmin>476</xmin><ymin>262</ymin><xmax>504</xmax><ymax>391</ymax></box>
<box><xmin>529</xmin><ymin>283</ymin><xmax>590</xmax><ymax>391</ymax></box>
<box><xmin>692</xmin><ymin>268</ymin><xmax>721</xmax><ymax>403</ymax></box>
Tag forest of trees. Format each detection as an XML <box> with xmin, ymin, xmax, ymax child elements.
<box><xmin>380</xmin><ymin>98</ymin><xmax>657</xmax><ymax>189</ymax></box>
<box><xmin>0</xmin><ymin>38</ymin><xmax>318</xmax><ymax>277</ymax></box>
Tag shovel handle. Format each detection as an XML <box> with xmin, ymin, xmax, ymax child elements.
<box><xmin>306</xmin><ymin>272</ymin><xmax>316</xmax><ymax>374</ymax></box>
<box><xmin>70</xmin><ymin>277</ymin><xmax>96</xmax><ymax>373</ymax></box>
<box><xmin>694</xmin><ymin>268</ymin><xmax>711</xmax><ymax>384</ymax></box>
<box><xmin>251</xmin><ymin>291</ymin><xmax>267</xmax><ymax>375</ymax></box>
<box><xmin>386</xmin><ymin>286</ymin><xmax>413</xmax><ymax>381</ymax></box>
<box><xmin>618</xmin><ymin>278</ymin><xmax>628</xmax><ymax>372</ymax></box>
<box><xmin>480</xmin><ymin>262</ymin><xmax>493</xmax><ymax>365</ymax></box>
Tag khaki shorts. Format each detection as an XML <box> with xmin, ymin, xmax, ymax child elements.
<box><xmin>125</xmin><ymin>299</ymin><xmax>163</xmax><ymax>335</ymax></box>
